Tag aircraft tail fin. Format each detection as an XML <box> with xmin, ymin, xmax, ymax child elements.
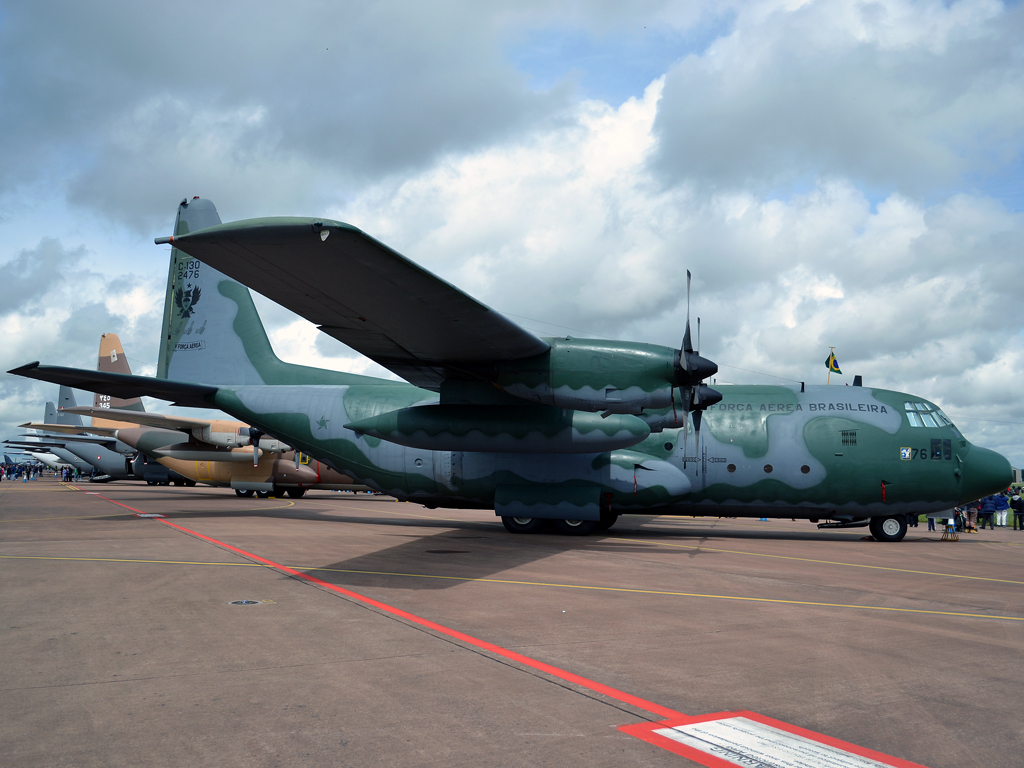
<box><xmin>93</xmin><ymin>333</ymin><xmax>145</xmax><ymax>429</ymax></box>
<box><xmin>156</xmin><ymin>197</ymin><xmax>378</xmax><ymax>386</ymax></box>
<box><xmin>44</xmin><ymin>399</ymin><xmax>84</xmax><ymax>428</ymax></box>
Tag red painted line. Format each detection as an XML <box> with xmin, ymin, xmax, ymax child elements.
<box><xmin>84</xmin><ymin>491</ymin><xmax>682</xmax><ymax>720</ymax></box>
<box><xmin>620</xmin><ymin>711</ymin><xmax>929</xmax><ymax>767</ymax></box>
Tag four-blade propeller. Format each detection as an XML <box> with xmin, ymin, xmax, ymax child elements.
<box><xmin>675</xmin><ymin>271</ymin><xmax>723</xmax><ymax>465</ymax></box>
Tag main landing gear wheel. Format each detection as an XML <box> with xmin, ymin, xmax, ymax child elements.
<box><xmin>286</xmin><ymin>488</ymin><xmax>306</xmax><ymax>498</ymax></box>
<box><xmin>595</xmin><ymin>513</ymin><xmax>619</xmax><ymax>531</ymax></box>
<box><xmin>553</xmin><ymin>518</ymin><xmax>599</xmax><ymax>536</ymax></box>
<box><xmin>869</xmin><ymin>515</ymin><xmax>908</xmax><ymax>542</ymax></box>
<box><xmin>255</xmin><ymin>490</ymin><xmax>271</xmax><ymax>499</ymax></box>
<box><xmin>501</xmin><ymin>516</ymin><xmax>546</xmax><ymax>534</ymax></box>
<box><xmin>235</xmin><ymin>489</ymin><xmax>254</xmax><ymax>498</ymax></box>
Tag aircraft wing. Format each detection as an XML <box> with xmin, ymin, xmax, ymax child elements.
<box><xmin>17</xmin><ymin>432</ymin><xmax>119</xmax><ymax>448</ymax></box>
<box><xmin>164</xmin><ymin>218</ymin><xmax>551</xmax><ymax>389</ymax></box>
<box><xmin>62</xmin><ymin>406</ymin><xmax>213</xmax><ymax>431</ymax></box>
<box><xmin>6</xmin><ymin>438</ymin><xmax>72</xmax><ymax>450</ymax></box>
<box><xmin>19</xmin><ymin>422</ymin><xmax>120</xmax><ymax>437</ymax></box>
<box><xmin>7</xmin><ymin>363</ymin><xmax>218</xmax><ymax>409</ymax></box>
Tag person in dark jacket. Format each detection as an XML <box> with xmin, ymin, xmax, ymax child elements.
<box><xmin>979</xmin><ymin>495</ymin><xmax>997</xmax><ymax>530</ymax></box>
<box><xmin>1012</xmin><ymin>493</ymin><xmax>1024</xmax><ymax>531</ymax></box>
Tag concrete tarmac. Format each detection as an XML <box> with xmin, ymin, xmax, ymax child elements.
<box><xmin>2</xmin><ymin>476</ymin><xmax>1021</xmax><ymax>767</ymax></box>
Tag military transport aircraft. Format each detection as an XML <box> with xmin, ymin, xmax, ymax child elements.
<box><xmin>10</xmin><ymin>198</ymin><xmax>1012</xmax><ymax>541</ymax></box>
<box><xmin>62</xmin><ymin>404</ymin><xmax>366</xmax><ymax>497</ymax></box>
<box><xmin>26</xmin><ymin>336</ymin><xmax>364</xmax><ymax>496</ymax></box>
<box><xmin>17</xmin><ymin>336</ymin><xmax>185</xmax><ymax>484</ymax></box>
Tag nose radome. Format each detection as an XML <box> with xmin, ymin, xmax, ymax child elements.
<box><xmin>961</xmin><ymin>445</ymin><xmax>1012</xmax><ymax>502</ymax></box>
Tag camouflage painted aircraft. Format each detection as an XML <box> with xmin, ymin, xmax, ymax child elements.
<box><xmin>10</xmin><ymin>198</ymin><xmax>1012</xmax><ymax>541</ymax></box>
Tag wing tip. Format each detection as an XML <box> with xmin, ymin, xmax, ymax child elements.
<box><xmin>8</xmin><ymin>361</ymin><xmax>41</xmax><ymax>376</ymax></box>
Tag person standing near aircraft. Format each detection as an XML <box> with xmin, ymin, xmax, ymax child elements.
<box><xmin>979</xmin><ymin>495</ymin><xmax>997</xmax><ymax>530</ymax></box>
<box><xmin>994</xmin><ymin>492</ymin><xmax>1010</xmax><ymax>527</ymax></box>
<box><xmin>962</xmin><ymin>503</ymin><xmax>978</xmax><ymax>534</ymax></box>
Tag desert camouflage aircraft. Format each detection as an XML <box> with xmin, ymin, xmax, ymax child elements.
<box><xmin>11</xmin><ymin>198</ymin><xmax>1012</xmax><ymax>541</ymax></box>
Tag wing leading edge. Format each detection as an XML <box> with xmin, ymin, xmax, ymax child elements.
<box><xmin>8</xmin><ymin>363</ymin><xmax>218</xmax><ymax>409</ymax></box>
<box><xmin>163</xmin><ymin>218</ymin><xmax>550</xmax><ymax>389</ymax></box>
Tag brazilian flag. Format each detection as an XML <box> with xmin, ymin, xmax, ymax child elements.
<box><xmin>825</xmin><ymin>351</ymin><xmax>842</xmax><ymax>374</ymax></box>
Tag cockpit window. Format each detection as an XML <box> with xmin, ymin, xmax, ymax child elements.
<box><xmin>904</xmin><ymin>402</ymin><xmax>954</xmax><ymax>429</ymax></box>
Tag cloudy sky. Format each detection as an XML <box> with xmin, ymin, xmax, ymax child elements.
<box><xmin>1</xmin><ymin>0</ymin><xmax>1022</xmax><ymax>466</ymax></box>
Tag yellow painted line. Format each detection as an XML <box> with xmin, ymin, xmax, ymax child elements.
<box><xmin>0</xmin><ymin>555</ymin><xmax>264</xmax><ymax>567</ymax></box>
<box><xmin>311</xmin><ymin>503</ymin><xmax>1024</xmax><ymax>586</ymax></box>
<box><xmin>0</xmin><ymin>499</ymin><xmax>296</xmax><ymax>523</ymax></box>
<box><xmin>285</xmin><ymin>567</ymin><xmax>1024</xmax><ymax>622</ymax></box>
<box><xmin>0</xmin><ymin>513</ymin><xmax>135</xmax><ymax>523</ymax></box>
<box><xmin>604</xmin><ymin>536</ymin><xmax>1024</xmax><ymax>586</ymax></box>
<box><xmin>5</xmin><ymin>554</ymin><xmax>1019</xmax><ymax>623</ymax></box>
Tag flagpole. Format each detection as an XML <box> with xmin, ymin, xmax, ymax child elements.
<box><xmin>827</xmin><ymin>346</ymin><xmax>834</xmax><ymax>385</ymax></box>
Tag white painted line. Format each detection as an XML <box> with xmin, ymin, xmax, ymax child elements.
<box><xmin>655</xmin><ymin>717</ymin><xmax>896</xmax><ymax>768</ymax></box>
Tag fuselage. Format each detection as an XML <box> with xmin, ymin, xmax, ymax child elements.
<box><xmin>208</xmin><ymin>379</ymin><xmax>1010</xmax><ymax>519</ymax></box>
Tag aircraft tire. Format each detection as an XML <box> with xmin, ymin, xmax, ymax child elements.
<box><xmin>595</xmin><ymin>513</ymin><xmax>619</xmax><ymax>531</ymax></box>
<box><xmin>183</xmin><ymin>479</ymin><xmax>196</xmax><ymax>487</ymax></box>
<box><xmin>501</xmin><ymin>516</ymin><xmax>546</xmax><ymax>534</ymax></box>
<box><xmin>869</xmin><ymin>515</ymin><xmax>908</xmax><ymax>542</ymax></box>
<box><xmin>554</xmin><ymin>518</ymin><xmax>599</xmax><ymax>536</ymax></box>
<box><xmin>286</xmin><ymin>488</ymin><xmax>306</xmax><ymax>499</ymax></box>
<box><xmin>235</xmin><ymin>489</ymin><xmax>254</xmax><ymax>498</ymax></box>
<box><xmin>255</xmin><ymin>490</ymin><xmax>271</xmax><ymax>499</ymax></box>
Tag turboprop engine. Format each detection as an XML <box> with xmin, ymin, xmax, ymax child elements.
<box><xmin>491</xmin><ymin>271</ymin><xmax>722</xmax><ymax>442</ymax></box>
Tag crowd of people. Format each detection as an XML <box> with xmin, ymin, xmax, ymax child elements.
<box><xmin>1</xmin><ymin>464</ymin><xmax>83</xmax><ymax>482</ymax></box>
<box><xmin>933</xmin><ymin>490</ymin><xmax>1023</xmax><ymax>533</ymax></box>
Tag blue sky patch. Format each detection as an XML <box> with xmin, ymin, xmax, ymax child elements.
<box><xmin>506</xmin><ymin>15</ymin><xmax>734</xmax><ymax>106</ymax></box>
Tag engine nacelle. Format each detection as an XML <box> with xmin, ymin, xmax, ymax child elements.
<box><xmin>494</xmin><ymin>338</ymin><xmax>678</xmax><ymax>414</ymax></box>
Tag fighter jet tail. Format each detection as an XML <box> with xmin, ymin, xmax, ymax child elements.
<box><xmin>156</xmin><ymin>197</ymin><xmax>373</xmax><ymax>387</ymax></box>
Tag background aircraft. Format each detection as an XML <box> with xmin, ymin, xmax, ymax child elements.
<box><xmin>64</xmin><ymin>403</ymin><xmax>368</xmax><ymax>497</ymax></box>
<box><xmin>18</xmin><ymin>337</ymin><xmax>185</xmax><ymax>484</ymax></box>
<box><xmin>11</xmin><ymin>198</ymin><xmax>1012</xmax><ymax>541</ymax></box>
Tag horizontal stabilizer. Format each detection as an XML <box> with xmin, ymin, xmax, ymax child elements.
<box><xmin>8</xmin><ymin>363</ymin><xmax>218</xmax><ymax>409</ymax></box>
